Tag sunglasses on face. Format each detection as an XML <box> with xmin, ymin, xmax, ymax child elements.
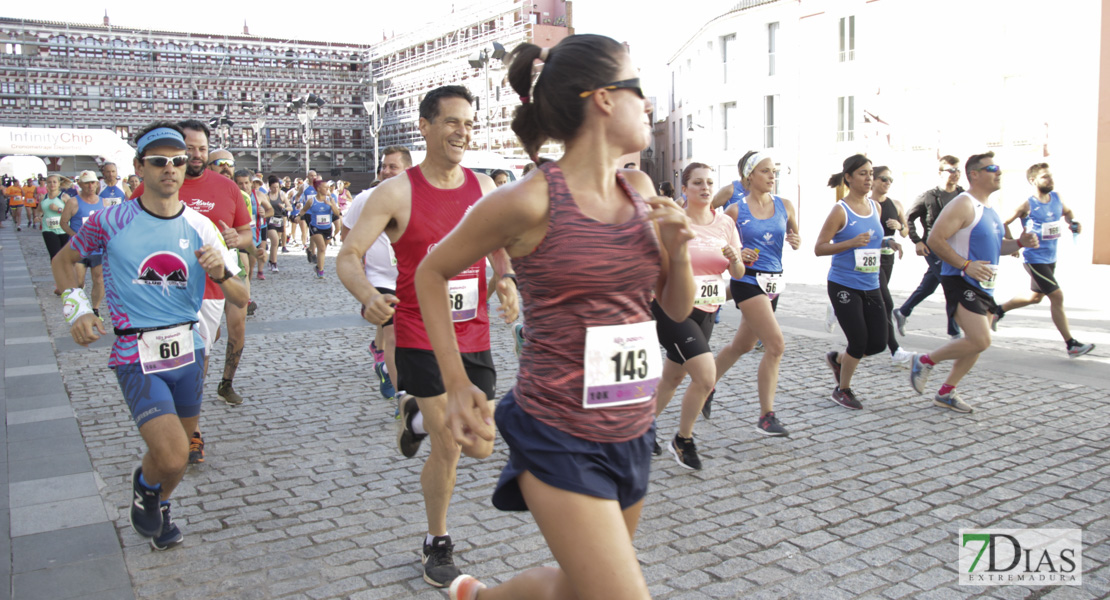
<box><xmin>143</xmin><ymin>155</ymin><xmax>189</xmax><ymax>168</ymax></box>
<box><xmin>579</xmin><ymin>78</ymin><xmax>645</xmax><ymax>99</ymax></box>
<box><xmin>940</xmin><ymin>168</ymin><xmax>959</xmax><ymax>174</ymax></box>
<box><xmin>973</xmin><ymin>164</ymin><xmax>1001</xmax><ymax>173</ymax></box>
<box><xmin>209</xmin><ymin>158</ymin><xmax>235</xmax><ymax>168</ymax></box>
<box><xmin>878</xmin><ymin>176</ymin><xmax>894</xmax><ymax>184</ymax></box>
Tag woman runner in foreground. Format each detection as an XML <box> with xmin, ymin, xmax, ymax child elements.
<box><xmin>415</xmin><ymin>34</ymin><xmax>694</xmax><ymax>600</ymax></box>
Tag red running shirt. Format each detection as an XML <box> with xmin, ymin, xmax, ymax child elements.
<box><xmin>132</xmin><ymin>170</ymin><xmax>250</xmax><ymax>300</ymax></box>
<box><xmin>392</xmin><ymin>166</ymin><xmax>489</xmax><ymax>353</ymax></box>
<box><xmin>513</xmin><ymin>162</ymin><xmax>661</xmax><ymax>443</ymax></box>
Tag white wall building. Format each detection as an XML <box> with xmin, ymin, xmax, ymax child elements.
<box><xmin>661</xmin><ymin>0</ymin><xmax>1101</xmax><ymax>258</ymax></box>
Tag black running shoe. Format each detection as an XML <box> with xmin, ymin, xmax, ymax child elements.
<box><xmin>150</xmin><ymin>503</ymin><xmax>184</xmax><ymax>550</ymax></box>
<box><xmin>652</xmin><ymin>439</ymin><xmax>662</xmax><ymax>456</ymax></box>
<box><xmin>701</xmin><ymin>388</ymin><xmax>715</xmax><ymax>420</ymax></box>
<box><xmin>825</xmin><ymin>351</ymin><xmax>841</xmax><ymax>386</ymax></box>
<box><xmin>757</xmin><ymin>411</ymin><xmax>788</xmax><ymax>436</ymax></box>
<box><xmin>831</xmin><ymin>387</ymin><xmax>863</xmax><ymax>410</ymax></box>
<box><xmin>129</xmin><ymin>466</ymin><xmax>162</xmax><ymax>538</ymax></box>
<box><xmin>668</xmin><ymin>434</ymin><xmax>702</xmax><ymax>470</ymax></box>
<box><xmin>422</xmin><ymin>535</ymin><xmax>462</xmax><ymax>588</ymax></box>
<box><xmin>396</xmin><ymin>395</ymin><xmax>427</xmax><ymax>458</ymax></box>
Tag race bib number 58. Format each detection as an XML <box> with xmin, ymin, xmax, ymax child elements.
<box><xmin>582</xmin><ymin>321</ymin><xmax>661</xmax><ymax>409</ymax></box>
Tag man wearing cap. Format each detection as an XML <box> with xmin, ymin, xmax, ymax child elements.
<box><xmin>131</xmin><ymin>121</ymin><xmax>253</xmax><ymax>465</ymax></box>
<box><xmin>52</xmin><ymin>121</ymin><xmax>246</xmax><ymax>550</ymax></box>
<box><xmin>59</xmin><ymin>170</ymin><xmax>107</xmax><ymax>318</ymax></box>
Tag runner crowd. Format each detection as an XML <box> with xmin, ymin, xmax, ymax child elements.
<box><xmin>3</xmin><ymin>32</ymin><xmax>1095</xmax><ymax>600</ymax></box>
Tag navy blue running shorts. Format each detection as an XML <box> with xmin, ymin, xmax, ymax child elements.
<box><xmin>114</xmin><ymin>349</ymin><xmax>205</xmax><ymax>428</ymax></box>
<box><xmin>492</xmin><ymin>390</ymin><xmax>654</xmax><ymax>512</ymax></box>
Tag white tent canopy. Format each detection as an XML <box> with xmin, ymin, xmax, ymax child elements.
<box><xmin>0</xmin><ymin>155</ymin><xmax>48</xmax><ymax>182</ymax></box>
<box><xmin>0</xmin><ymin>127</ymin><xmax>136</xmax><ymax>177</ymax></box>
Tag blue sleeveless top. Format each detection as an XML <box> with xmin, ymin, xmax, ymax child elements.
<box><xmin>722</xmin><ymin>180</ymin><xmax>748</xmax><ymax>210</ymax></box>
<box><xmin>307</xmin><ymin>195</ymin><xmax>333</xmax><ymax>229</ymax></box>
<box><xmin>733</xmin><ymin>194</ymin><xmax>787</xmax><ymax>285</ymax></box>
<box><xmin>828</xmin><ymin>199</ymin><xmax>882</xmax><ymax>290</ymax></box>
<box><xmin>70</xmin><ymin>196</ymin><xmax>106</xmax><ymax>255</ymax></box>
<box><xmin>1021</xmin><ymin>192</ymin><xmax>1063</xmax><ymax>265</ymax></box>
<box><xmin>940</xmin><ymin>194</ymin><xmax>1004</xmax><ymax>295</ymax></box>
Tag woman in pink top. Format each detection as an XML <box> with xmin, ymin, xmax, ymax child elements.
<box><xmin>651</xmin><ymin>162</ymin><xmax>744</xmax><ymax>470</ymax></box>
<box><xmin>416</xmin><ymin>34</ymin><xmax>694</xmax><ymax>600</ymax></box>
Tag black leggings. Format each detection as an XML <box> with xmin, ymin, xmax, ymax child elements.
<box><xmin>878</xmin><ymin>255</ymin><xmax>898</xmax><ymax>353</ymax></box>
<box><xmin>42</xmin><ymin>231</ymin><xmax>70</xmax><ymax>260</ymax></box>
<box><xmin>828</xmin><ymin>280</ymin><xmax>888</xmax><ymax>360</ymax></box>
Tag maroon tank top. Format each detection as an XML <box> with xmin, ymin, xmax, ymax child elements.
<box><xmin>392</xmin><ymin>165</ymin><xmax>489</xmax><ymax>352</ymax></box>
<box><xmin>513</xmin><ymin>161</ymin><xmax>661</xmax><ymax>442</ymax></box>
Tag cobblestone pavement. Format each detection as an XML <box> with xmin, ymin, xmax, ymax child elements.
<box><xmin>14</xmin><ymin>229</ymin><xmax>1110</xmax><ymax>600</ymax></box>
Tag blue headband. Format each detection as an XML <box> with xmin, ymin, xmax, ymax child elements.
<box><xmin>136</xmin><ymin>127</ymin><xmax>187</xmax><ymax>153</ymax></box>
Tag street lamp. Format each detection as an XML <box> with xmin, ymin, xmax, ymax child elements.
<box><xmin>288</xmin><ymin>93</ymin><xmax>326</xmax><ymax>177</ymax></box>
<box><xmin>468</xmin><ymin>41</ymin><xmax>506</xmax><ymax>151</ymax></box>
<box><xmin>362</xmin><ymin>77</ymin><xmax>389</xmax><ymax>177</ymax></box>
<box><xmin>250</xmin><ymin>117</ymin><xmax>266</xmax><ymax>173</ymax></box>
<box><xmin>209</xmin><ymin>115</ymin><xmax>234</xmax><ymax>149</ymax></box>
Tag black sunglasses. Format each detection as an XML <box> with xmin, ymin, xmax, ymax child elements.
<box><xmin>878</xmin><ymin>176</ymin><xmax>894</xmax><ymax>184</ymax></box>
<box><xmin>579</xmin><ymin>78</ymin><xmax>644</xmax><ymax>99</ymax></box>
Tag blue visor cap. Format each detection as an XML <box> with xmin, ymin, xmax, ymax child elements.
<box><xmin>136</xmin><ymin>127</ymin><xmax>187</xmax><ymax>153</ymax></box>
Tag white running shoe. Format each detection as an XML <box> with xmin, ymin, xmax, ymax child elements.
<box><xmin>891</xmin><ymin>347</ymin><xmax>914</xmax><ymax>366</ymax></box>
<box><xmin>824</xmin><ymin>303</ymin><xmax>838</xmax><ymax>333</ymax></box>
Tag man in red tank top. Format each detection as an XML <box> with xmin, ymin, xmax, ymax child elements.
<box><xmin>337</xmin><ymin>86</ymin><xmax>518</xmax><ymax>588</ymax></box>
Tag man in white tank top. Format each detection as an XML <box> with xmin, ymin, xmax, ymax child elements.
<box><xmin>340</xmin><ymin>147</ymin><xmax>411</xmax><ymax>401</ymax></box>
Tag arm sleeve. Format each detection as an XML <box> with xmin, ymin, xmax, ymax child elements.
<box><xmin>905</xmin><ymin>192</ymin><xmax>929</xmax><ymax>244</ymax></box>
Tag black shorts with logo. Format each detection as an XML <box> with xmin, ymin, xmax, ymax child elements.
<box><xmin>941</xmin><ymin>275</ymin><xmax>1000</xmax><ymax>319</ymax></box>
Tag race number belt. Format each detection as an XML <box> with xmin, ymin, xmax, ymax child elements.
<box><xmin>980</xmin><ymin>264</ymin><xmax>999</xmax><ymax>290</ymax></box>
<box><xmin>582</xmin><ymin>320</ymin><xmax>661</xmax><ymax>409</ymax></box>
<box><xmin>854</xmin><ymin>248</ymin><xmax>880</xmax><ymax>273</ymax></box>
<box><xmin>755</xmin><ymin>272</ymin><xmax>784</xmax><ymax>297</ymax></box>
<box><xmin>448</xmin><ymin>276</ymin><xmax>479</xmax><ymax>322</ymax></box>
<box><xmin>1040</xmin><ymin>220</ymin><xmax>1064</xmax><ymax>241</ymax></box>
<box><xmin>118</xmin><ymin>321</ymin><xmax>197</xmax><ymax>375</ymax></box>
<box><xmin>693</xmin><ymin>274</ymin><xmax>726</xmax><ymax>306</ymax></box>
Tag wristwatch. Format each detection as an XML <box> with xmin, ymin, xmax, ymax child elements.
<box><xmin>212</xmin><ymin>268</ymin><xmax>233</xmax><ymax>284</ymax></box>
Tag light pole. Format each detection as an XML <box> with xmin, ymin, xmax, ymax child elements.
<box><xmin>289</xmin><ymin>93</ymin><xmax>325</xmax><ymax>177</ymax></box>
<box><xmin>209</xmin><ymin>115</ymin><xmax>234</xmax><ymax>149</ymax></box>
<box><xmin>251</xmin><ymin>117</ymin><xmax>266</xmax><ymax>173</ymax></box>
<box><xmin>362</xmin><ymin>78</ymin><xmax>389</xmax><ymax>177</ymax></box>
<box><xmin>468</xmin><ymin>42</ymin><xmax>506</xmax><ymax>152</ymax></box>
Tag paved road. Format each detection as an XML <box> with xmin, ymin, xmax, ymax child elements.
<box><xmin>4</xmin><ymin>225</ymin><xmax>1108</xmax><ymax>599</ymax></box>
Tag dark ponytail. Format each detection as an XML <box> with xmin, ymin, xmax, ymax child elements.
<box><xmin>506</xmin><ymin>35</ymin><xmax>627</xmax><ymax>160</ymax></box>
<box><xmin>506</xmin><ymin>43</ymin><xmax>546</xmax><ymax>160</ymax></box>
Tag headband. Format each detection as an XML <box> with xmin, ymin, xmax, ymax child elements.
<box><xmin>136</xmin><ymin>127</ymin><xmax>186</xmax><ymax>153</ymax></box>
<box><xmin>742</xmin><ymin>151</ymin><xmax>770</xmax><ymax>179</ymax></box>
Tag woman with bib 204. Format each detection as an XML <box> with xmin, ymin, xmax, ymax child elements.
<box><xmin>415</xmin><ymin>35</ymin><xmax>694</xmax><ymax>600</ymax></box>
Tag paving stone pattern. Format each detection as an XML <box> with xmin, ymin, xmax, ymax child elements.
<box><xmin>12</xmin><ymin>231</ymin><xmax>1110</xmax><ymax>599</ymax></box>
